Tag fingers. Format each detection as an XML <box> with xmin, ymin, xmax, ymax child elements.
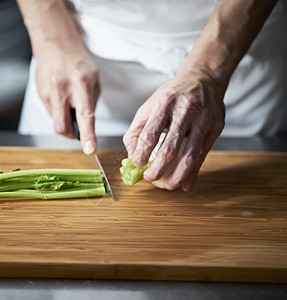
<box><xmin>73</xmin><ymin>75</ymin><xmax>100</xmax><ymax>155</ymax></box>
<box><xmin>46</xmin><ymin>61</ymin><xmax>100</xmax><ymax>155</ymax></box>
<box><xmin>167</xmin><ymin>119</ymin><xmax>224</xmax><ymax>192</ymax></box>
<box><xmin>123</xmin><ymin>103</ymin><xmax>152</xmax><ymax>158</ymax></box>
<box><xmin>164</xmin><ymin>124</ymin><xmax>204</xmax><ymax>190</ymax></box>
<box><xmin>143</xmin><ymin>106</ymin><xmax>189</xmax><ymax>181</ymax></box>
<box><xmin>143</xmin><ymin>93</ymin><xmax>199</xmax><ymax>182</ymax></box>
<box><xmin>123</xmin><ymin>92</ymin><xmax>171</xmax><ymax>165</ymax></box>
<box><xmin>35</xmin><ymin>49</ymin><xmax>100</xmax><ymax>156</ymax></box>
<box><xmin>49</xmin><ymin>74</ymin><xmax>99</xmax><ymax>154</ymax></box>
<box><xmin>132</xmin><ymin>105</ymin><xmax>168</xmax><ymax>167</ymax></box>
<box><xmin>181</xmin><ymin>132</ymin><xmax>215</xmax><ymax>192</ymax></box>
<box><xmin>184</xmin><ymin>120</ymin><xmax>224</xmax><ymax>191</ymax></box>
<box><xmin>128</xmin><ymin>92</ymin><xmax>177</xmax><ymax>168</ymax></box>
<box><xmin>50</xmin><ymin>76</ymin><xmax>74</xmax><ymax>138</ymax></box>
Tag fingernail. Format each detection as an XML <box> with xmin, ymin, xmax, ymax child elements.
<box><xmin>143</xmin><ymin>172</ymin><xmax>152</xmax><ymax>182</ymax></box>
<box><xmin>165</xmin><ymin>180</ymin><xmax>179</xmax><ymax>191</ymax></box>
<box><xmin>165</xmin><ymin>183</ymin><xmax>174</xmax><ymax>190</ymax></box>
<box><xmin>83</xmin><ymin>140</ymin><xmax>95</xmax><ymax>155</ymax></box>
<box><xmin>182</xmin><ymin>186</ymin><xmax>191</xmax><ymax>193</ymax></box>
<box><xmin>182</xmin><ymin>181</ymin><xmax>194</xmax><ymax>192</ymax></box>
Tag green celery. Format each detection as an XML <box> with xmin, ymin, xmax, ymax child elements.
<box><xmin>0</xmin><ymin>168</ymin><xmax>101</xmax><ymax>181</ymax></box>
<box><xmin>0</xmin><ymin>187</ymin><xmax>105</xmax><ymax>199</ymax></box>
<box><xmin>0</xmin><ymin>168</ymin><xmax>106</xmax><ymax>199</ymax></box>
<box><xmin>120</xmin><ymin>158</ymin><xmax>151</xmax><ymax>185</ymax></box>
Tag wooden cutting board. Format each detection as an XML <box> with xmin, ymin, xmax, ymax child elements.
<box><xmin>0</xmin><ymin>146</ymin><xmax>286</xmax><ymax>282</ymax></box>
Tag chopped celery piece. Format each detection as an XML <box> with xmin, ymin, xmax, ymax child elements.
<box><xmin>120</xmin><ymin>158</ymin><xmax>151</xmax><ymax>185</ymax></box>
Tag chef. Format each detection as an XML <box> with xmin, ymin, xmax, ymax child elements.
<box><xmin>16</xmin><ymin>0</ymin><xmax>287</xmax><ymax>191</ymax></box>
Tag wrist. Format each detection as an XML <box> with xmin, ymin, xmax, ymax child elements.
<box><xmin>176</xmin><ymin>0</ymin><xmax>278</xmax><ymax>90</ymax></box>
<box><xmin>19</xmin><ymin>0</ymin><xmax>85</xmax><ymax>57</ymax></box>
<box><xmin>176</xmin><ymin>37</ymin><xmax>237</xmax><ymax>92</ymax></box>
<box><xmin>31</xmin><ymin>28</ymin><xmax>86</xmax><ymax>59</ymax></box>
<box><xmin>174</xmin><ymin>59</ymin><xmax>229</xmax><ymax>98</ymax></box>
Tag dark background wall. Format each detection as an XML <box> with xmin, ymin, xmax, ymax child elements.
<box><xmin>0</xmin><ymin>0</ymin><xmax>32</xmax><ymax>130</ymax></box>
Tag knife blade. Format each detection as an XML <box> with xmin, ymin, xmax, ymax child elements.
<box><xmin>94</xmin><ymin>153</ymin><xmax>114</xmax><ymax>200</ymax></box>
<box><xmin>71</xmin><ymin>108</ymin><xmax>114</xmax><ymax>199</ymax></box>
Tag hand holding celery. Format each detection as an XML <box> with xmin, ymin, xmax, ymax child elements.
<box><xmin>0</xmin><ymin>169</ymin><xmax>106</xmax><ymax>199</ymax></box>
<box><xmin>120</xmin><ymin>133</ymin><xmax>179</xmax><ymax>189</ymax></box>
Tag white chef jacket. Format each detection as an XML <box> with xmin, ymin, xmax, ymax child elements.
<box><xmin>18</xmin><ymin>0</ymin><xmax>287</xmax><ymax>137</ymax></box>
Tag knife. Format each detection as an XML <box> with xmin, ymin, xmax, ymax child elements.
<box><xmin>70</xmin><ymin>108</ymin><xmax>114</xmax><ymax>200</ymax></box>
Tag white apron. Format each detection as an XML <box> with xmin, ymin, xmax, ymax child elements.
<box><xmin>18</xmin><ymin>0</ymin><xmax>287</xmax><ymax>137</ymax></box>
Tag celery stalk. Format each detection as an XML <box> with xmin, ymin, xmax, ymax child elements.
<box><xmin>0</xmin><ymin>187</ymin><xmax>105</xmax><ymax>199</ymax></box>
<box><xmin>0</xmin><ymin>168</ymin><xmax>106</xmax><ymax>199</ymax></box>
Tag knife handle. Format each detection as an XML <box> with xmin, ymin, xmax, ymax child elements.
<box><xmin>70</xmin><ymin>108</ymin><xmax>80</xmax><ymax>140</ymax></box>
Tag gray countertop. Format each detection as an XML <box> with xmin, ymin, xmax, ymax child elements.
<box><xmin>0</xmin><ymin>131</ymin><xmax>287</xmax><ymax>300</ymax></box>
<box><xmin>1</xmin><ymin>131</ymin><xmax>287</xmax><ymax>152</ymax></box>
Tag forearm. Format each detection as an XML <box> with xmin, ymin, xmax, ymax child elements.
<box><xmin>177</xmin><ymin>0</ymin><xmax>278</xmax><ymax>88</ymax></box>
<box><xmin>16</xmin><ymin>0</ymin><xmax>85</xmax><ymax>57</ymax></box>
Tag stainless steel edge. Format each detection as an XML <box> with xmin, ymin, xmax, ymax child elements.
<box><xmin>94</xmin><ymin>153</ymin><xmax>114</xmax><ymax>200</ymax></box>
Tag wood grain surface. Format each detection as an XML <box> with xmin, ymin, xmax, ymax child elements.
<box><xmin>0</xmin><ymin>146</ymin><xmax>286</xmax><ymax>282</ymax></box>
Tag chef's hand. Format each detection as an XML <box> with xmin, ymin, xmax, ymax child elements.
<box><xmin>35</xmin><ymin>45</ymin><xmax>100</xmax><ymax>155</ymax></box>
<box><xmin>16</xmin><ymin>0</ymin><xmax>100</xmax><ymax>155</ymax></box>
<box><xmin>123</xmin><ymin>71</ymin><xmax>225</xmax><ymax>192</ymax></box>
